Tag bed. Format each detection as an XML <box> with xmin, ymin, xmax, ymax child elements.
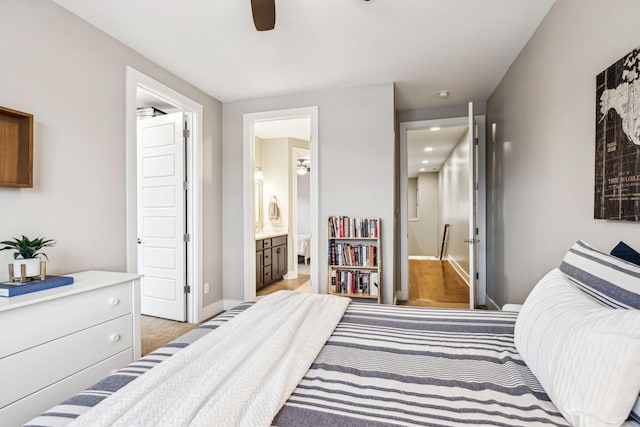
<box><xmin>25</xmin><ymin>240</ymin><xmax>640</xmax><ymax>427</ymax></box>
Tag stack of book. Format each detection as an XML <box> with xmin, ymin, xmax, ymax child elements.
<box><xmin>330</xmin><ymin>270</ymin><xmax>379</xmax><ymax>296</ymax></box>
<box><xmin>0</xmin><ymin>275</ymin><xmax>74</xmax><ymax>297</ymax></box>
<box><xmin>329</xmin><ymin>242</ymin><xmax>377</xmax><ymax>266</ymax></box>
<box><xmin>328</xmin><ymin>216</ymin><xmax>378</xmax><ymax>238</ymax></box>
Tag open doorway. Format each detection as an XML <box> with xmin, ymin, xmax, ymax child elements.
<box><xmin>398</xmin><ymin>108</ymin><xmax>486</xmax><ymax>309</ymax></box>
<box><xmin>253</xmin><ymin>120</ymin><xmax>312</xmax><ymax>296</ymax></box>
<box><xmin>125</xmin><ymin>67</ymin><xmax>204</xmax><ymax>323</ymax></box>
<box><xmin>243</xmin><ymin>107</ymin><xmax>319</xmax><ymax>301</ymax></box>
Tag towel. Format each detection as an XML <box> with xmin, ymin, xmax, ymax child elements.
<box><xmin>268</xmin><ymin>196</ymin><xmax>279</xmax><ymax>220</ymax></box>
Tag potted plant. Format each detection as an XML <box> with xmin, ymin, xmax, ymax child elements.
<box><xmin>0</xmin><ymin>235</ymin><xmax>56</xmax><ymax>280</ymax></box>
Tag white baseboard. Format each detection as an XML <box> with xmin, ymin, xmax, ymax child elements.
<box><xmin>447</xmin><ymin>256</ymin><xmax>470</xmax><ymax>287</ymax></box>
<box><xmin>408</xmin><ymin>255</ymin><xmax>438</xmax><ymax>260</ymax></box>
<box><xmin>197</xmin><ymin>300</ymin><xmax>225</xmax><ymax>322</ymax></box>
<box><xmin>223</xmin><ymin>299</ymin><xmax>244</xmax><ymax>311</ymax></box>
<box><xmin>485</xmin><ymin>295</ymin><xmax>500</xmax><ymax>311</ymax></box>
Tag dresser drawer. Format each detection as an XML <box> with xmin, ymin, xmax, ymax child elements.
<box><xmin>263</xmin><ymin>248</ymin><xmax>272</xmax><ymax>266</ymax></box>
<box><xmin>272</xmin><ymin>235</ymin><xmax>287</xmax><ymax>247</ymax></box>
<box><xmin>0</xmin><ymin>314</ymin><xmax>132</xmax><ymax>408</ymax></box>
<box><xmin>1</xmin><ymin>349</ymin><xmax>133</xmax><ymax>427</ymax></box>
<box><xmin>263</xmin><ymin>265</ymin><xmax>272</xmax><ymax>284</ymax></box>
<box><xmin>0</xmin><ymin>281</ymin><xmax>132</xmax><ymax>358</ymax></box>
<box><xmin>262</xmin><ymin>238</ymin><xmax>272</xmax><ymax>249</ymax></box>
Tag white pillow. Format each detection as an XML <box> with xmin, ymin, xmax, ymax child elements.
<box><xmin>514</xmin><ymin>268</ymin><xmax>640</xmax><ymax>427</ymax></box>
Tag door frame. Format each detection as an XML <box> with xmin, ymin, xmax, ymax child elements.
<box><xmin>289</xmin><ymin>146</ymin><xmax>311</xmax><ymax>279</ymax></box>
<box><xmin>398</xmin><ymin>115</ymin><xmax>486</xmax><ymax>306</ymax></box>
<box><xmin>242</xmin><ymin>107</ymin><xmax>319</xmax><ymax>301</ymax></box>
<box><xmin>125</xmin><ymin>66</ymin><xmax>204</xmax><ymax>323</ymax></box>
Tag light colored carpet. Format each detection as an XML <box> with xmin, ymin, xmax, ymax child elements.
<box><xmin>141</xmin><ymin>315</ymin><xmax>206</xmax><ymax>356</ymax></box>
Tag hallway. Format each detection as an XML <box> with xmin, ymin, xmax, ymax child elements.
<box><xmin>399</xmin><ymin>259</ymin><xmax>469</xmax><ymax>309</ymax></box>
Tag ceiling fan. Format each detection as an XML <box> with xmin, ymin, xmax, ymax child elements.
<box><xmin>250</xmin><ymin>0</ymin><xmax>276</xmax><ymax>31</ymax></box>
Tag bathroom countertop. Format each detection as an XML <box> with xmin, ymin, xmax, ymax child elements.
<box><xmin>255</xmin><ymin>231</ymin><xmax>288</xmax><ymax>240</ymax></box>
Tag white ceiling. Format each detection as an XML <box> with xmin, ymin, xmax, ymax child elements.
<box><xmin>51</xmin><ymin>0</ymin><xmax>555</xmax><ymax>111</ymax></box>
<box><xmin>407</xmin><ymin>125</ymin><xmax>468</xmax><ymax>177</ymax></box>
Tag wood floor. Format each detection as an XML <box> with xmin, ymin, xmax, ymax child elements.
<box><xmin>257</xmin><ymin>274</ymin><xmax>311</xmax><ymax>296</ymax></box>
<box><xmin>399</xmin><ymin>259</ymin><xmax>470</xmax><ymax>309</ymax></box>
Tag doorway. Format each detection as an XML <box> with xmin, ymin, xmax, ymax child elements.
<box><xmin>398</xmin><ymin>106</ymin><xmax>486</xmax><ymax>309</ymax></box>
<box><xmin>243</xmin><ymin>107</ymin><xmax>319</xmax><ymax>301</ymax></box>
<box><xmin>125</xmin><ymin>67</ymin><xmax>204</xmax><ymax>323</ymax></box>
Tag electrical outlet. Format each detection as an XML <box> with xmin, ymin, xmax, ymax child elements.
<box><xmin>204</xmin><ymin>282</ymin><xmax>210</xmax><ymax>294</ymax></box>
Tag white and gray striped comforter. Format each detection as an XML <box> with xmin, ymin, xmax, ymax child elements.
<box><xmin>27</xmin><ymin>302</ymin><xmax>571</xmax><ymax>427</ymax></box>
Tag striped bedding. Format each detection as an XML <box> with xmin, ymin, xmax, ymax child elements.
<box><xmin>28</xmin><ymin>302</ymin><xmax>576</xmax><ymax>426</ymax></box>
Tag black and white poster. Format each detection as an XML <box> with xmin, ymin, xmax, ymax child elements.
<box><xmin>595</xmin><ymin>47</ymin><xmax>640</xmax><ymax>221</ymax></box>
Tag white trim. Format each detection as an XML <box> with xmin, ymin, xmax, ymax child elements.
<box><xmin>197</xmin><ymin>300</ymin><xmax>225</xmax><ymax>322</ymax></box>
<box><xmin>447</xmin><ymin>256</ymin><xmax>471</xmax><ymax>287</ymax></box>
<box><xmin>243</xmin><ymin>107</ymin><xmax>319</xmax><ymax>302</ymax></box>
<box><xmin>125</xmin><ymin>66</ymin><xmax>204</xmax><ymax>324</ymax></box>
<box><xmin>223</xmin><ymin>299</ymin><xmax>245</xmax><ymax>311</ymax></box>
<box><xmin>408</xmin><ymin>255</ymin><xmax>438</xmax><ymax>260</ymax></box>
<box><xmin>485</xmin><ymin>295</ymin><xmax>500</xmax><ymax>311</ymax></box>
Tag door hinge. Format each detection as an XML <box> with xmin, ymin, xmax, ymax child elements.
<box><xmin>183</xmin><ymin>128</ymin><xmax>191</xmax><ymax>139</ymax></box>
<box><xmin>183</xmin><ymin>181</ymin><xmax>190</xmax><ymax>191</ymax></box>
<box><xmin>476</xmin><ymin>227</ymin><xmax>479</xmax><ymax>235</ymax></box>
<box><xmin>476</xmin><ymin>272</ymin><xmax>479</xmax><ymax>280</ymax></box>
<box><xmin>184</xmin><ymin>233</ymin><xmax>191</xmax><ymax>242</ymax></box>
<box><xmin>474</xmin><ymin>124</ymin><xmax>479</xmax><ymax>141</ymax></box>
<box><xmin>184</xmin><ymin>285</ymin><xmax>191</xmax><ymax>294</ymax></box>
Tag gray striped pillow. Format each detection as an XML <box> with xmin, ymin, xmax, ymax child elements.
<box><xmin>559</xmin><ymin>240</ymin><xmax>640</xmax><ymax>422</ymax></box>
<box><xmin>559</xmin><ymin>240</ymin><xmax>640</xmax><ymax>309</ymax></box>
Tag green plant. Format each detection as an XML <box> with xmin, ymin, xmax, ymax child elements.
<box><xmin>0</xmin><ymin>235</ymin><xmax>56</xmax><ymax>260</ymax></box>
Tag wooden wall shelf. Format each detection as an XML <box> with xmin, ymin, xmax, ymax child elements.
<box><xmin>0</xmin><ymin>106</ymin><xmax>33</xmax><ymax>188</ymax></box>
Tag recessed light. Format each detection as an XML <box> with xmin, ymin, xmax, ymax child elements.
<box><xmin>419</xmin><ymin>168</ymin><xmax>425</xmax><ymax>172</ymax></box>
<box><xmin>437</xmin><ymin>90</ymin><xmax>449</xmax><ymax>98</ymax></box>
<box><xmin>421</xmin><ymin>160</ymin><xmax>429</xmax><ymax>164</ymax></box>
<box><xmin>430</xmin><ymin>127</ymin><xmax>440</xmax><ymax>132</ymax></box>
<box><xmin>424</xmin><ymin>147</ymin><xmax>433</xmax><ymax>151</ymax></box>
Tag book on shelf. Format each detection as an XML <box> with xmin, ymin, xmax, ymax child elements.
<box><xmin>328</xmin><ymin>241</ymin><xmax>377</xmax><ymax>267</ymax></box>
<box><xmin>331</xmin><ymin>269</ymin><xmax>376</xmax><ymax>295</ymax></box>
<box><xmin>328</xmin><ymin>216</ymin><xmax>379</xmax><ymax>238</ymax></box>
<box><xmin>370</xmin><ymin>272</ymin><xmax>379</xmax><ymax>297</ymax></box>
<box><xmin>0</xmin><ymin>275</ymin><xmax>74</xmax><ymax>297</ymax></box>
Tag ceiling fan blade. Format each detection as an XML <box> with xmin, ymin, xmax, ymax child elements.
<box><xmin>250</xmin><ymin>0</ymin><xmax>276</xmax><ymax>31</ymax></box>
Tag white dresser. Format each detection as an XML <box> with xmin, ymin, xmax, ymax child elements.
<box><xmin>0</xmin><ymin>270</ymin><xmax>141</xmax><ymax>426</ymax></box>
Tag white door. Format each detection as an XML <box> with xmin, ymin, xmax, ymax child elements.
<box><xmin>467</xmin><ymin>102</ymin><xmax>479</xmax><ymax>310</ymax></box>
<box><xmin>137</xmin><ymin>112</ymin><xmax>187</xmax><ymax>321</ymax></box>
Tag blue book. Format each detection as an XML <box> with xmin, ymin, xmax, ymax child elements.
<box><xmin>0</xmin><ymin>275</ymin><xmax>74</xmax><ymax>297</ymax></box>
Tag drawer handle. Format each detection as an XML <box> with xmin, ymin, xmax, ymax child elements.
<box><xmin>110</xmin><ymin>298</ymin><xmax>120</xmax><ymax>306</ymax></box>
<box><xmin>110</xmin><ymin>334</ymin><xmax>121</xmax><ymax>342</ymax></box>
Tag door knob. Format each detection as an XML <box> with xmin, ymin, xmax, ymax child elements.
<box><xmin>137</xmin><ymin>238</ymin><xmax>142</xmax><ymax>245</ymax></box>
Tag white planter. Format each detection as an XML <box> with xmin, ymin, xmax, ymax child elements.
<box><xmin>13</xmin><ymin>258</ymin><xmax>42</xmax><ymax>279</ymax></box>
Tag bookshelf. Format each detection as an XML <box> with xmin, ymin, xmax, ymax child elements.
<box><xmin>328</xmin><ymin>216</ymin><xmax>381</xmax><ymax>303</ymax></box>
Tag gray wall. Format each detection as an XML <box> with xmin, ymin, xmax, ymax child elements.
<box><xmin>0</xmin><ymin>1</ymin><xmax>223</xmax><ymax>308</ymax></box>
<box><xmin>486</xmin><ymin>0</ymin><xmax>640</xmax><ymax>308</ymax></box>
<box><xmin>439</xmin><ymin>130</ymin><xmax>470</xmax><ymax>277</ymax></box>
<box><xmin>222</xmin><ymin>83</ymin><xmax>395</xmax><ymax>303</ymax></box>
<box><xmin>297</xmin><ymin>173</ymin><xmax>311</xmax><ymax>236</ymax></box>
<box><xmin>408</xmin><ymin>173</ymin><xmax>439</xmax><ymax>256</ymax></box>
